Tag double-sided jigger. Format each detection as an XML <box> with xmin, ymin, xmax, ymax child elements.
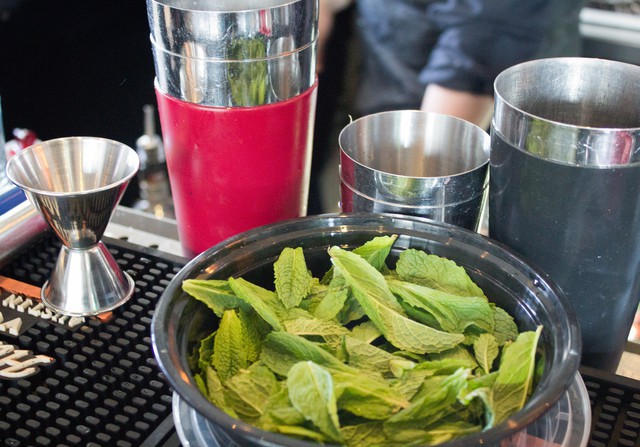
<box><xmin>6</xmin><ymin>137</ymin><xmax>140</xmax><ymax>316</ymax></box>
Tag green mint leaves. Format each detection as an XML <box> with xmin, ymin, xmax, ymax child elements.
<box><xmin>288</xmin><ymin>361</ymin><xmax>344</xmax><ymax>443</ymax></box>
<box><xmin>184</xmin><ymin>236</ymin><xmax>542</xmax><ymax>446</ymax></box>
<box><xmin>493</xmin><ymin>326</ymin><xmax>543</xmax><ymax>424</ymax></box>
<box><xmin>329</xmin><ymin>247</ymin><xmax>465</xmax><ymax>354</ymax></box>
<box><xmin>275</xmin><ymin>247</ymin><xmax>314</xmax><ymax>309</ymax></box>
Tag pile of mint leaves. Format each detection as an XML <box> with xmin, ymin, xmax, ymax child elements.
<box><xmin>184</xmin><ymin>235</ymin><xmax>542</xmax><ymax>447</ymax></box>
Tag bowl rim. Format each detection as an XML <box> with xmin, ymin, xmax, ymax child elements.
<box><xmin>151</xmin><ymin>212</ymin><xmax>582</xmax><ymax>447</ymax></box>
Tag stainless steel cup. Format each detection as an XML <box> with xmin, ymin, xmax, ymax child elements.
<box><xmin>151</xmin><ymin>36</ymin><xmax>316</xmax><ymax>106</ymax></box>
<box><xmin>339</xmin><ymin>110</ymin><xmax>490</xmax><ymax>231</ymax></box>
<box><xmin>6</xmin><ymin>137</ymin><xmax>140</xmax><ymax>316</ymax></box>
<box><xmin>147</xmin><ymin>0</ymin><xmax>317</xmax><ymax>58</ymax></box>
<box><xmin>147</xmin><ymin>0</ymin><xmax>317</xmax><ymax>107</ymax></box>
<box><xmin>490</xmin><ymin>57</ymin><xmax>640</xmax><ymax>372</ymax></box>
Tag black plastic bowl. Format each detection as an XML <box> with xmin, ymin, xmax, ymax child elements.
<box><xmin>151</xmin><ymin>213</ymin><xmax>581</xmax><ymax>447</ymax></box>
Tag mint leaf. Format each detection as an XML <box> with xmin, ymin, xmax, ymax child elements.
<box><xmin>492</xmin><ymin>305</ymin><xmax>519</xmax><ymax>345</ymax></box>
<box><xmin>458</xmin><ymin>372</ymin><xmax>498</xmax><ymax>428</ymax></box>
<box><xmin>385</xmin><ymin>368</ymin><xmax>470</xmax><ymax>430</ymax></box>
<box><xmin>283</xmin><ymin>313</ymin><xmax>350</xmax><ymax>338</ymax></box>
<box><xmin>387</xmin><ymin>420</ymin><xmax>480</xmax><ymax>445</ymax></box>
<box><xmin>239</xmin><ymin>308</ymin><xmax>270</xmax><ymax>363</ymax></box>
<box><xmin>287</xmin><ymin>361</ymin><xmax>344</xmax><ymax>443</ymax></box>
<box><xmin>276</xmin><ymin>424</ymin><xmax>330</xmax><ymax>443</ymax></box>
<box><xmin>183</xmin><ymin>279</ymin><xmax>247</xmax><ymax>317</ymax></box>
<box><xmin>492</xmin><ymin>326</ymin><xmax>542</xmax><ymax>423</ymax></box>
<box><xmin>391</xmin><ymin>367</ymin><xmax>437</xmax><ymax>400</ymax></box>
<box><xmin>391</xmin><ymin>356</ymin><xmax>477</xmax><ymax>400</ymax></box>
<box><xmin>395</xmin><ymin>249</ymin><xmax>485</xmax><ymax>298</ymax></box>
<box><xmin>197</xmin><ymin>330</ymin><xmax>216</xmax><ymax>371</ymax></box>
<box><xmin>261</xmin><ymin>331</ymin><xmax>355</xmax><ymax>376</ymax></box>
<box><xmin>212</xmin><ymin>310</ymin><xmax>248</xmax><ymax>382</ymax></box>
<box><xmin>352</xmin><ymin>235</ymin><xmax>398</xmax><ymax>272</ymax></box>
<box><xmin>259</xmin><ymin>385</ymin><xmax>305</xmax><ymax>428</ymax></box>
<box><xmin>225</xmin><ymin>362</ymin><xmax>278</xmax><ymax>420</ymax></box>
<box><xmin>313</xmin><ymin>273</ymin><xmax>351</xmax><ymax>320</ymax></box>
<box><xmin>343</xmin><ymin>335</ymin><xmax>400</xmax><ymax>376</ymax></box>
<box><xmin>350</xmin><ymin>320</ymin><xmax>383</xmax><ymax>343</ymax></box>
<box><xmin>274</xmin><ymin>247</ymin><xmax>314</xmax><ymax>309</ymax></box>
<box><xmin>203</xmin><ymin>364</ymin><xmax>238</xmax><ymax>418</ymax></box>
<box><xmin>473</xmin><ymin>333</ymin><xmax>499</xmax><ymax>374</ymax></box>
<box><xmin>419</xmin><ymin>355</ymin><xmax>478</xmax><ymax>375</ymax></box>
<box><xmin>333</xmin><ymin>370</ymin><xmax>410</xmax><ymax>419</ymax></box>
<box><xmin>228</xmin><ymin>277</ymin><xmax>284</xmax><ymax>331</ymax></box>
<box><xmin>341</xmin><ymin>421</ymin><xmax>388</xmax><ymax>447</ymax></box>
<box><xmin>194</xmin><ymin>372</ymin><xmax>207</xmax><ymax>397</ymax></box>
<box><xmin>428</xmin><ymin>346</ymin><xmax>478</xmax><ymax>370</ymax></box>
<box><xmin>321</xmin><ymin>235</ymin><xmax>397</xmax><ymax>283</ymax></box>
<box><xmin>329</xmin><ymin>247</ymin><xmax>464</xmax><ymax>354</ymax></box>
<box><xmin>337</xmin><ymin>291</ymin><xmax>366</xmax><ymax>325</ymax></box>
<box><xmin>388</xmin><ymin>279</ymin><xmax>494</xmax><ymax>333</ymax></box>
<box><xmin>388</xmin><ymin>357</ymin><xmax>417</xmax><ymax>379</ymax></box>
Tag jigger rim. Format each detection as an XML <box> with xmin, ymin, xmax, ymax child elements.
<box><xmin>6</xmin><ymin>136</ymin><xmax>140</xmax><ymax>197</ymax></box>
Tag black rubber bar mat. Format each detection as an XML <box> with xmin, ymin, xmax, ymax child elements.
<box><xmin>0</xmin><ymin>233</ymin><xmax>639</xmax><ymax>446</ymax></box>
<box><xmin>581</xmin><ymin>365</ymin><xmax>640</xmax><ymax>447</ymax></box>
<box><xmin>0</xmin><ymin>235</ymin><xmax>186</xmax><ymax>447</ymax></box>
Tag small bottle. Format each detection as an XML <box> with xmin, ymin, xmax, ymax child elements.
<box><xmin>133</xmin><ymin>105</ymin><xmax>174</xmax><ymax>219</ymax></box>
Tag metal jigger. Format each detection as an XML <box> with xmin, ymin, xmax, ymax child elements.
<box><xmin>6</xmin><ymin>137</ymin><xmax>140</xmax><ymax>316</ymax></box>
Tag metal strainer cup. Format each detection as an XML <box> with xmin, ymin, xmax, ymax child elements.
<box><xmin>147</xmin><ymin>0</ymin><xmax>317</xmax><ymax>107</ymax></box>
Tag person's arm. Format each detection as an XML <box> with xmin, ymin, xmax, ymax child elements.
<box><xmin>418</xmin><ymin>0</ymin><xmax>564</xmax><ymax>130</ymax></box>
<box><xmin>421</xmin><ymin>83</ymin><xmax>494</xmax><ymax>130</ymax></box>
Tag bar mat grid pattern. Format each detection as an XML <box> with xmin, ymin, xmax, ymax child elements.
<box><xmin>581</xmin><ymin>365</ymin><xmax>640</xmax><ymax>447</ymax></box>
<box><xmin>0</xmin><ymin>235</ymin><xmax>185</xmax><ymax>447</ymax></box>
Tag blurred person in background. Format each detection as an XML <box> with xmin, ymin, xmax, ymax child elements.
<box><xmin>306</xmin><ymin>0</ymin><xmax>586</xmax><ymax>214</ymax></box>
<box><xmin>319</xmin><ymin>0</ymin><xmax>585</xmax><ymax>130</ymax></box>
